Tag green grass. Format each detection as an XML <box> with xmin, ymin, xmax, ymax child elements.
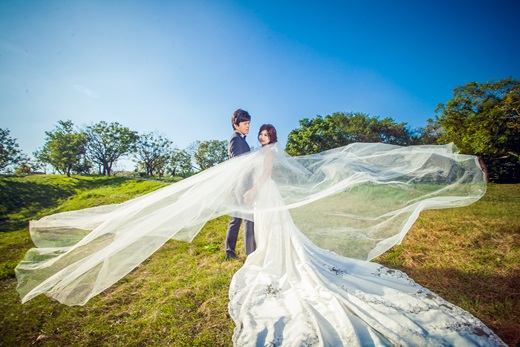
<box><xmin>0</xmin><ymin>175</ymin><xmax>518</xmax><ymax>346</ymax></box>
<box><xmin>0</xmin><ymin>175</ymin><xmax>241</xmax><ymax>347</ymax></box>
<box><xmin>290</xmin><ymin>182</ymin><xmax>487</xmax><ymax>258</ymax></box>
<box><xmin>376</xmin><ymin>183</ymin><xmax>520</xmax><ymax>346</ymax></box>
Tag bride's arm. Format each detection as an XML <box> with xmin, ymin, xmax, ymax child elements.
<box><xmin>243</xmin><ymin>149</ymin><xmax>274</xmax><ymax>204</ymax></box>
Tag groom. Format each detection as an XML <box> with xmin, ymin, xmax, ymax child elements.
<box><xmin>225</xmin><ymin>109</ymin><xmax>256</xmax><ymax>260</ymax></box>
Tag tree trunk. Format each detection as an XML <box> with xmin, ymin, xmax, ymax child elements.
<box><xmin>478</xmin><ymin>156</ymin><xmax>489</xmax><ymax>183</ymax></box>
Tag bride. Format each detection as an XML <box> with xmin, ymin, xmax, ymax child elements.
<box><xmin>16</xmin><ymin>124</ymin><xmax>505</xmax><ymax>346</ymax></box>
<box><xmin>229</xmin><ymin>124</ymin><xmax>505</xmax><ymax>346</ymax></box>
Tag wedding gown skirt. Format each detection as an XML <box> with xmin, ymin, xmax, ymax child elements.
<box><xmin>229</xmin><ymin>182</ymin><xmax>505</xmax><ymax>346</ymax></box>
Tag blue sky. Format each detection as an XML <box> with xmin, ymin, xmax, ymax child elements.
<box><xmin>1</xmin><ymin>0</ymin><xmax>519</xmax><ymax>163</ymax></box>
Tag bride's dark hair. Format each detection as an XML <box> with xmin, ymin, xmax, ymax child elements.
<box><xmin>259</xmin><ymin>124</ymin><xmax>278</xmax><ymax>144</ymax></box>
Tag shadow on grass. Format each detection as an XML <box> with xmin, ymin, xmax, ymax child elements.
<box><xmin>378</xmin><ymin>262</ymin><xmax>520</xmax><ymax>346</ymax></box>
<box><xmin>72</xmin><ymin>176</ymin><xmax>130</xmax><ymax>190</ymax></box>
<box><xmin>0</xmin><ymin>220</ymin><xmax>29</xmax><ymax>233</ymax></box>
<box><xmin>0</xmin><ymin>176</ymin><xmax>135</xmax><ymax>232</ymax></box>
<box><xmin>0</xmin><ymin>180</ymin><xmax>74</xmax><ymax>228</ymax></box>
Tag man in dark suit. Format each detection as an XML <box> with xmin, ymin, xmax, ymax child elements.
<box><xmin>225</xmin><ymin>109</ymin><xmax>256</xmax><ymax>260</ymax></box>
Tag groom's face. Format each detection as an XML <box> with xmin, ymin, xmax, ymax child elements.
<box><xmin>234</xmin><ymin>121</ymin><xmax>250</xmax><ymax>135</ymax></box>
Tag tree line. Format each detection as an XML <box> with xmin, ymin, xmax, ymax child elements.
<box><xmin>0</xmin><ymin>120</ymin><xmax>228</xmax><ymax>178</ymax></box>
<box><xmin>285</xmin><ymin>77</ymin><xmax>519</xmax><ymax>183</ymax></box>
<box><xmin>1</xmin><ymin>78</ymin><xmax>518</xmax><ymax>182</ymax></box>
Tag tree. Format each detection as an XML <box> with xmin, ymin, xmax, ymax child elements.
<box><xmin>31</xmin><ymin>150</ymin><xmax>49</xmax><ymax>173</ymax></box>
<box><xmin>134</xmin><ymin>132</ymin><xmax>173</xmax><ymax>177</ymax></box>
<box><xmin>0</xmin><ymin>128</ymin><xmax>26</xmax><ymax>172</ymax></box>
<box><xmin>14</xmin><ymin>162</ymin><xmax>32</xmax><ymax>175</ymax></box>
<box><xmin>285</xmin><ymin>115</ymin><xmax>345</xmax><ymax>156</ymax></box>
<box><xmin>35</xmin><ymin>120</ymin><xmax>88</xmax><ymax>177</ymax></box>
<box><xmin>85</xmin><ymin>121</ymin><xmax>138</xmax><ymax>176</ymax></box>
<box><xmin>169</xmin><ymin>148</ymin><xmax>194</xmax><ymax>177</ymax></box>
<box><xmin>435</xmin><ymin>77</ymin><xmax>520</xmax><ymax>182</ymax></box>
<box><xmin>189</xmin><ymin>140</ymin><xmax>228</xmax><ymax>171</ymax></box>
<box><xmin>413</xmin><ymin>118</ymin><xmax>442</xmax><ymax>145</ymax></box>
<box><xmin>286</xmin><ymin>112</ymin><xmax>413</xmax><ymax>156</ymax></box>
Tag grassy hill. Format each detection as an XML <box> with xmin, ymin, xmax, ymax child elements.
<box><xmin>0</xmin><ymin>175</ymin><xmax>518</xmax><ymax>346</ymax></box>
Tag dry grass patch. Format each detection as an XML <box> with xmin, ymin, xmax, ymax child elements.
<box><xmin>377</xmin><ymin>184</ymin><xmax>520</xmax><ymax>346</ymax></box>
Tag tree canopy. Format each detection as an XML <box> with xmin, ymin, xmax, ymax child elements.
<box><xmin>434</xmin><ymin>77</ymin><xmax>519</xmax><ymax>182</ymax></box>
<box><xmin>85</xmin><ymin>121</ymin><xmax>138</xmax><ymax>176</ymax></box>
<box><xmin>0</xmin><ymin>128</ymin><xmax>26</xmax><ymax>173</ymax></box>
<box><xmin>11</xmin><ymin>77</ymin><xmax>519</xmax><ymax>183</ymax></box>
<box><xmin>190</xmin><ymin>140</ymin><xmax>228</xmax><ymax>171</ymax></box>
<box><xmin>285</xmin><ymin>112</ymin><xmax>413</xmax><ymax>156</ymax></box>
<box><xmin>35</xmin><ymin>120</ymin><xmax>88</xmax><ymax>177</ymax></box>
<box><xmin>169</xmin><ymin>148</ymin><xmax>194</xmax><ymax>178</ymax></box>
<box><xmin>134</xmin><ymin>132</ymin><xmax>172</xmax><ymax>177</ymax></box>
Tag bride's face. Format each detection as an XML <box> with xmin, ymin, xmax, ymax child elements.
<box><xmin>258</xmin><ymin>130</ymin><xmax>270</xmax><ymax>146</ymax></box>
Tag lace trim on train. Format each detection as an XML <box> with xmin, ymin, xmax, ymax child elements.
<box><xmin>229</xmin><ymin>281</ymin><xmax>321</xmax><ymax>346</ymax></box>
<box><xmin>320</xmin><ymin>262</ymin><xmax>504</xmax><ymax>345</ymax></box>
<box><xmin>368</xmin><ymin>266</ymin><xmax>504</xmax><ymax>344</ymax></box>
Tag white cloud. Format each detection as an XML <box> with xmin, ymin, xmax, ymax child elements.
<box><xmin>73</xmin><ymin>84</ymin><xmax>100</xmax><ymax>99</ymax></box>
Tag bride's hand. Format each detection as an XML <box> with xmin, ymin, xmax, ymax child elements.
<box><xmin>243</xmin><ymin>189</ymin><xmax>256</xmax><ymax>204</ymax></box>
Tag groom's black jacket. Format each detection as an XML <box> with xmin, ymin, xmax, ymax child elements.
<box><xmin>229</xmin><ymin>131</ymin><xmax>250</xmax><ymax>158</ymax></box>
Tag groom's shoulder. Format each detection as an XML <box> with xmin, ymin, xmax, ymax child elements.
<box><xmin>230</xmin><ymin>131</ymin><xmax>241</xmax><ymax>139</ymax></box>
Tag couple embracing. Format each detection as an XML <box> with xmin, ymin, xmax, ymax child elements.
<box><xmin>225</xmin><ymin>108</ymin><xmax>277</xmax><ymax>261</ymax></box>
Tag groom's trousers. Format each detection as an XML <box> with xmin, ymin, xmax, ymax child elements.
<box><xmin>226</xmin><ymin>217</ymin><xmax>255</xmax><ymax>258</ymax></box>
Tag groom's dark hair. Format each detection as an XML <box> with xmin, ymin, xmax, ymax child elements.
<box><xmin>232</xmin><ymin>109</ymin><xmax>251</xmax><ymax>129</ymax></box>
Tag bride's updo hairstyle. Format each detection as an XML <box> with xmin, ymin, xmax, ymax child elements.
<box><xmin>259</xmin><ymin>124</ymin><xmax>278</xmax><ymax>144</ymax></box>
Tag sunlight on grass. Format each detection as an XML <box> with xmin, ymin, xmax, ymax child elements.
<box><xmin>377</xmin><ymin>184</ymin><xmax>520</xmax><ymax>345</ymax></box>
<box><xmin>0</xmin><ymin>176</ymin><xmax>518</xmax><ymax>346</ymax></box>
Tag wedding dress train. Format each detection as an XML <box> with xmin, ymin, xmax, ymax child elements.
<box><xmin>15</xmin><ymin>142</ymin><xmax>506</xmax><ymax>346</ymax></box>
<box><xmin>229</xmin><ymin>172</ymin><xmax>504</xmax><ymax>346</ymax></box>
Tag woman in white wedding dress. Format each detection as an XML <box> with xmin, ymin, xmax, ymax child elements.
<box><xmin>16</xmin><ymin>124</ymin><xmax>505</xmax><ymax>346</ymax></box>
<box><xmin>229</xmin><ymin>125</ymin><xmax>505</xmax><ymax>346</ymax></box>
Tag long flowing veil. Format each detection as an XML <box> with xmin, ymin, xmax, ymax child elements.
<box><xmin>273</xmin><ymin>142</ymin><xmax>486</xmax><ymax>259</ymax></box>
<box><xmin>16</xmin><ymin>142</ymin><xmax>486</xmax><ymax>305</ymax></box>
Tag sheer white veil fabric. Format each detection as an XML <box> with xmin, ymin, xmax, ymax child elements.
<box><xmin>15</xmin><ymin>142</ymin><xmax>486</xmax><ymax>306</ymax></box>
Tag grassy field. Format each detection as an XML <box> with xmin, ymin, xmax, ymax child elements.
<box><xmin>0</xmin><ymin>175</ymin><xmax>518</xmax><ymax>346</ymax></box>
